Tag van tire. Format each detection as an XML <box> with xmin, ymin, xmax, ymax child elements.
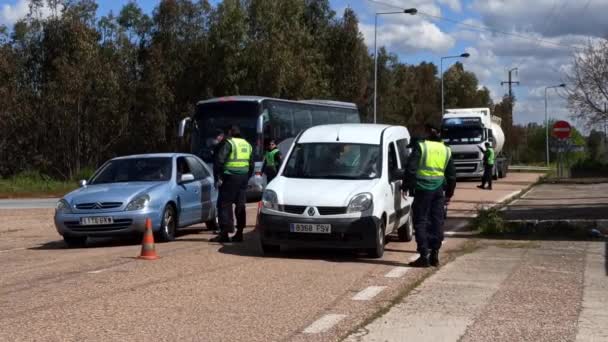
<box><xmin>398</xmin><ymin>214</ymin><xmax>414</xmax><ymax>242</ymax></box>
<box><xmin>368</xmin><ymin>219</ymin><xmax>386</xmax><ymax>258</ymax></box>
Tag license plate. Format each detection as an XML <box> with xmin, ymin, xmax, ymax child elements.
<box><xmin>290</xmin><ymin>223</ymin><xmax>331</xmax><ymax>234</ymax></box>
<box><xmin>80</xmin><ymin>217</ymin><xmax>113</xmax><ymax>225</ymax></box>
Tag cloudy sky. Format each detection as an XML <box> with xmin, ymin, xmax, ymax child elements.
<box><xmin>2</xmin><ymin>0</ymin><xmax>606</xmax><ymax>130</ymax></box>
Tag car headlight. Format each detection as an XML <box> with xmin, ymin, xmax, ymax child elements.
<box><xmin>262</xmin><ymin>190</ymin><xmax>278</xmax><ymax>210</ymax></box>
<box><xmin>56</xmin><ymin>199</ymin><xmax>71</xmax><ymax>213</ymax></box>
<box><xmin>347</xmin><ymin>193</ymin><xmax>373</xmax><ymax>213</ymax></box>
<box><xmin>125</xmin><ymin>195</ymin><xmax>150</xmax><ymax>211</ymax></box>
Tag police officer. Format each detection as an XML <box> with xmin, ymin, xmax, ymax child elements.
<box><xmin>477</xmin><ymin>142</ymin><xmax>495</xmax><ymax>190</ymax></box>
<box><xmin>211</xmin><ymin>125</ymin><xmax>254</xmax><ymax>243</ymax></box>
<box><xmin>402</xmin><ymin>123</ymin><xmax>456</xmax><ymax>267</ymax></box>
<box><xmin>262</xmin><ymin>139</ymin><xmax>281</xmax><ymax>183</ymax></box>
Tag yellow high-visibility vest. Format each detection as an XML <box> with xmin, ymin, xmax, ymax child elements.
<box><xmin>224</xmin><ymin>138</ymin><xmax>252</xmax><ymax>174</ymax></box>
<box><xmin>416</xmin><ymin>141</ymin><xmax>451</xmax><ymax>181</ymax></box>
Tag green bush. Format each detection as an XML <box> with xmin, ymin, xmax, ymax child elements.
<box><xmin>472</xmin><ymin>207</ymin><xmax>507</xmax><ymax>234</ymax></box>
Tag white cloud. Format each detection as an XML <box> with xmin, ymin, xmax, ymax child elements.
<box><xmin>361</xmin><ymin>20</ymin><xmax>455</xmax><ymax>54</ymax></box>
<box><xmin>438</xmin><ymin>0</ymin><xmax>461</xmax><ymax>12</ymax></box>
<box><xmin>1</xmin><ymin>0</ymin><xmax>58</xmax><ymax>27</ymax></box>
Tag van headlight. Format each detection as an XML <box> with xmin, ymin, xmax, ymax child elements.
<box><xmin>262</xmin><ymin>190</ymin><xmax>278</xmax><ymax>210</ymax></box>
<box><xmin>56</xmin><ymin>199</ymin><xmax>72</xmax><ymax>213</ymax></box>
<box><xmin>347</xmin><ymin>193</ymin><xmax>372</xmax><ymax>213</ymax></box>
<box><xmin>126</xmin><ymin>195</ymin><xmax>150</xmax><ymax>211</ymax></box>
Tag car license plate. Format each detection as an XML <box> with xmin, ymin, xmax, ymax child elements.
<box><xmin>290</xmin><ymin>223</ymin><xmax>331</xmax><ymax>234</ymax></box>
<box><xmin>80</xmin><ymin>217</ymin><xmax>113</xmax><ymax>225</ymax></box>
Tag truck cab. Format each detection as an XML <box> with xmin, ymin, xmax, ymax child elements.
<box><xmin>442</xmin><ymin>108</ymin><xmax>508</xmax><ymax>179</ymax></box>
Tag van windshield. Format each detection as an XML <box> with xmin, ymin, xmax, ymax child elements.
<box><xmin>283</xmin><ymin>143</ymin><xmax>381</xmax><ymax>180</ymax></box>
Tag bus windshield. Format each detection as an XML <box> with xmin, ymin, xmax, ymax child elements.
<box><xmin>194</xmin><ymin>101</ymin><xmax>260</xmax><ymax>163</ymax></box>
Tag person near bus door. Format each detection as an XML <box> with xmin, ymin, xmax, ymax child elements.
<box><xmin>211</xmin><ymin>125</ymin><xmax>254</xmax><ymax>243</ymax></box>
<box><xmin>262</xmin><ymin>139</ymin><xmax>282</xmax><ymax>183</ymax></box>
<box><xmin>402</xmin><ymin>123</ymin><xmax>456</xmax><ymax>267</ymax></box>
<box><xmin>477</xmin><ymin>142</ymin><xmax>495</xmax><ymax>190</ymax></box>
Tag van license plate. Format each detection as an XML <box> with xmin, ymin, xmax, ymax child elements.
<box><xmin>80</xmin><ymin>217</ymin><xmax>113</xmax><ymax>225</ymax></box>
<box><xmin>290</xmin><ymin>223</ymin><xmax>331</xmax><ymax>234</ymax></box>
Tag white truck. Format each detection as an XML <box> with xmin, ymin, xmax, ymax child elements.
<box><xmin>441</xmin><ymin>108</ymin><xmax>508</xmax><ymax>179</ymax></box>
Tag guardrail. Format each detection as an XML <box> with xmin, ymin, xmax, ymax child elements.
<box><xmin>508</xmin><ymin>165</ymin><xmax>551</xmax><ymax>172</ymax></box>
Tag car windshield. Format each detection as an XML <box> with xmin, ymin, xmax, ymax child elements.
<box><xmin>283</xmin><ymin>143</ymin><xmax>381</xmax><ymax>180</ymax></box>
<box><xmin>89</xmin><ymin>157</ymin><xmax>172</xmax><ymax>184</ymax></box>
<box><xmin>442</xmin><ymin>127</ymin><xmax>484</xmax><ymax>144</ymax></box>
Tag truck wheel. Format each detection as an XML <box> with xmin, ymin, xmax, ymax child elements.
<box><xmin>367</xmin><ymin>219</ymin><xmax>386</xmax><ymax>258</ymax></box>
<box><xmin>397</xmin><ymin>214</ymin><xmax>414</xmax><ymax>242</ymax></box>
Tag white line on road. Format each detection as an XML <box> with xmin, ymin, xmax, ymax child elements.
<box><xmin>303</xmin><ymin>314</ymin><xmax>347</xmax><ymax>334</ymax></box>
<box><xmin>87</xmin><ymin>267</ymin><xmax>113</xmax><ymax>274</ymax></box>
<box><xmin>385</xmin><ymin>266</ymin><xmax>411</xmax><ymax>278</ymax></box>
<box><xmin>0</xmin><ymin>247</ymin><xmax>26</xmax><ymax>253</ymax></box>
<box><xmin>352</xmin><ymin>286</ymin><xmax>386</xmax><ymax>301</ymax></box>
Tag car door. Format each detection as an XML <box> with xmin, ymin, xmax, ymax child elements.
<box><xmin>176</xmin><ymin>157</ymin><xmax>199</xmax><ymax>226</ymax></box>
<box><xmin>386</xmin><ymin>140</ymin><xmax>402</xmax><ymax>233</ymax></box>
<box><xmin>186</xmin><ymin>156</ymin><xmax>213</xmax><ymax>223</ymax></box>
<box><xmin>395</xmin><ymin>138</ymin><xmax>412</xmax><ymax>228</ymax></box>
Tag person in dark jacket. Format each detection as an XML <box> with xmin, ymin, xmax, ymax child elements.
<box><xmin>402</xmin><ymin>123</ymin><xmax>457</xmax><ymax>267</ymax></box>
<box><xmin>210</xmin><ymin>125</ymin><xmax>254</xmax><ymax>243</ymax></box>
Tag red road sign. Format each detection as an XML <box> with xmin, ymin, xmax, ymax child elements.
<box><xmin>552</xmin><ymin>120</ymin><xmax>571</xmax><ymax>139</ymax></box>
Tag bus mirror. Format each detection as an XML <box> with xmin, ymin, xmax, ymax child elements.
<box><xmin>178</xmin><ymin>117</ymin><xmax>191</xmax><ymax>138</ymax></box>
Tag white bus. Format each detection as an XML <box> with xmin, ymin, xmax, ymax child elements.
<box><xmin>178</xmin><ymin>96</ymin><xmax>361</xmax><ymax>197</ymax></box>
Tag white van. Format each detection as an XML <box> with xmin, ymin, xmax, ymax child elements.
<box><xmin>257</xmin><ymin>124</ymin><xmax>414</xmax><ymax>258</ymax></box>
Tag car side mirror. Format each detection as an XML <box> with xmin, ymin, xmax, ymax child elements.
<box><xmin>180</xmin><ymin>173</ymin><xmax>195</xmax><ymax>183</ymax></box>
<box><xmin>391</xmin><ymin>169</ymin><xmax>405</xmax><ymax>181</ymax></box>
<box><xmin>79</xmin><ymin>179</ymin><xmax>87</xmax><ymax>187</ymax></box>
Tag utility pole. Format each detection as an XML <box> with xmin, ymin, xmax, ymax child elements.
<box><xmin>501</xmin><ymin>67</ymin><xmax>520</xmax><ymax>100</ymax></box>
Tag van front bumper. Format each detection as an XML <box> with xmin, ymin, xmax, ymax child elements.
<box><xmin>258</xmin><ymin>213</ymin><xmax>379</xmax><ymax>249</ymax></box>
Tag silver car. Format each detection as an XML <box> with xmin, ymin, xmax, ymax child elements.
<box><xmin>54</xmin><ymin>153</ymin><xmax>217</xmax><ymax>247</ymax></box>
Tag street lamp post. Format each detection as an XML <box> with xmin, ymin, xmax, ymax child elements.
<box><xmin>544</xmin><ymin>83</ymin><xmax>566</xmax><ymax>166</ymax></box>
<box><xmin>373</xmin><ymin>8</ymin><xmax>417</xmax><ymax>124</ymax></box>
<box><xmin>440</xmin><ymin>53</ymin><xmax>470</xmax><ymax>115</ymax></box>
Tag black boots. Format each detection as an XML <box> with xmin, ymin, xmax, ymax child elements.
<box><xmin>231</xmin><ymin>230</ymin><xmax>244</xmax><ymax>242</ymax></box>
<box><xmin>430</xmin><ymin>250</ymin><xmax>440</xmax><ymax>267</ymax></box>
<box><xmin>409</xmin><ymin>254</ymin><xmax>430</xmax><ymax>268</ymax></box>
<box><xmin>210</xmin><ymin>233</ymin><xmax>230</xmax><ymax>243</ymax></box>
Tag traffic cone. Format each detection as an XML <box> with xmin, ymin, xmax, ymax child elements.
<box><xmin>138</xmin><ymin>218</ymin><xmax>159</xmax><ymax>260</ymax></box>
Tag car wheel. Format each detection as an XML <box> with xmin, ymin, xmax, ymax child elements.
<box><xmin>158</xmin><ymin>204</ymin><xmax>176</xmax><ymax>242</ymax></box>
<box><xmin>63</xmin><ymin>235</ymin><xmax>87</xmax><ymax>248</ymax></box>
<box><xmin>367</xmin><ymin>219</ymin><xmax>386</xmax><ymax>258</ymax></box>
<box><xmin>398</xmin><ymin>214</ymin><xmax>414</xmax><ymax>242</ymax></box>
<box><xmin>260</xmin><ymin>240</ymin><xmax>281</xmax><ymax>255</ymax></box>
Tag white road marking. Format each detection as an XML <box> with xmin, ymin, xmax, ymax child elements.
<box><xmin>352</xmin><ymin>286</ymin><xmax>386</xmax><ymax>301</ymax></box>
<box><xmin>385</xmin><ymin>266</ymin><xmax>411</xmax><ymax>278</ymax></box>
<box><xmin>408</xmin><ymin>254</ymin><xmax>420</xmax><ymax>262</ymax></box>
<box><xmin>87</xmin><ymin>268</ymin><xmax>112</xmax><ymax>274</ymax></box>
<box><xmin>0</xmin><ymin>247</ymin><xmax>26</xmax><ymax>253</ymax></box>
<box><xmin>303</xmin><ymin>314</ymin><xmax>347</xmax><ymax>334</ymax></box>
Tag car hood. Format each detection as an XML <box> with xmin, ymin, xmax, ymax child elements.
<box><xmin>269</xmin><ymin>177</ymin><xmax>379</xmax><ymax>207</ymax></box>
<box><xmin>64</xmin><ymin>182</ymin><xmax>166</xmax><ymax>205</ymax></box>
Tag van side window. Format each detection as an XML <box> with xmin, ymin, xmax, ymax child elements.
<box><xmin>388</xmin><ymin>142</ymin><xmax>398</xmax><ymax>173</ymax></box>
<box><xmin>396</xmin><ymin>139</ymin><xmax>410</xmax><ymax>166</ymax></box>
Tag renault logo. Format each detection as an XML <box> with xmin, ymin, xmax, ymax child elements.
<box><xmin>307</xmin><ymin>207</ymin><xmax>315</xmax><ymax>216</ymax></box>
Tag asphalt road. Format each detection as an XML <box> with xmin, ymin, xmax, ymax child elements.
<box><xmin>0</xmin><ymin>173</ymin><xmax>540</xmax><ymax>341</ymax></box>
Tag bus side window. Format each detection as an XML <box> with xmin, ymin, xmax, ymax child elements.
<box><xmin>311</xmin><ymin>108</ymin><xmax>329</xmax><ymax>125</ymax></box>
<box><xmin>268</xmin><ymin>103</ymin><xmax>294</xmax><ymax>143</ymax></box>
<box><xmin>329</xmin><ymin>108</ymin><xmax>346</xmax><ymax>124</ymax></box>
<box><xmin>293</xmin><ymin>107</ymin><xmax>312</xmax><ymax>134</ymax></box>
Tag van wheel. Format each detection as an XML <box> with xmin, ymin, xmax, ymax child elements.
<box><xmin>398</xmin><ymin>214</ymin><xmax>414</xmax><ymax>242</ymax></box>
<box><xmin>368</xmin><ymin>219</ymin><xmax>385</xmax><ymax>258</ymax></box>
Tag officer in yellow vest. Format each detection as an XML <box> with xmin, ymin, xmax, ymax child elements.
<box><xmin>402</xmin><ymin>123</ymin><xmax>456</xmax><ymax>267</ymax></box>
<box><xmin>477</xmin><ymin>142</ymin><xmax>495</xmax><ymax>190</ymax></box>
<box><xmin>211</xmin><ymin>125</ymin><xmax>254</xmax><ymax>243</ymax></box>
<box><xmin>262</xmin><ymin>139</ymin><xmax>281</xmax><ymax>183</ymax></box>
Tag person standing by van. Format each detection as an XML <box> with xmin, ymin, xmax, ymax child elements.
<box><xmin>402</xmin><ymin>123</ymin><xmax>456</xmax><ymax>267</ymax></box>
<box><xmin>477</xmin><ymin>142</ymin><xmax>494</xmax><ymax>190</ymax></box>
<box><xmin>262</xmin><ymin>139</ymin><xmax>281</xmax><ymax>183</ymax></box>
<box><xmin>211</xmin><ymin>125</ymin><xmax>254</xmax><ymax>243</ymax></box>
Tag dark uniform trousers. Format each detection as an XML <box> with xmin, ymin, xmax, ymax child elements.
<box><xmin>264</xmin><ymin>166</ymin><xmax>278</xmax><ymax>183</ymax></box>
<box><xmin>481</xmin><ymin>165</ymin><xmax>493</xmax><ymax>188</ymax></box>
<box><xmin>218</xmin><ymin>174</ymin><xmax>249</xmax><ymax>233</ymax></box>
<box><xmin>412</xmin><ymin>188</ymin><xmax>445</xmax><ymax>256</ymax></box>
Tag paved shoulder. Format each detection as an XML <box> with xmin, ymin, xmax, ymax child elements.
<box><xmin>0</xmin><ymin>198</ymin><xmax>59</xmax><ymax>209</ymax></box>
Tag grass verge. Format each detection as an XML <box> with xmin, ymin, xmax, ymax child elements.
<box><xmin>0</xmin><ymin>171</ymin><xmax>81</xmax><ymax>198</ymax></box>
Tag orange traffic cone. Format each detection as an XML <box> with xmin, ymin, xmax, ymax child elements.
<box><xmin>138</xmin><ymin>218</ymin><xmax>159</xmax><ymax>260</ymax></box>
